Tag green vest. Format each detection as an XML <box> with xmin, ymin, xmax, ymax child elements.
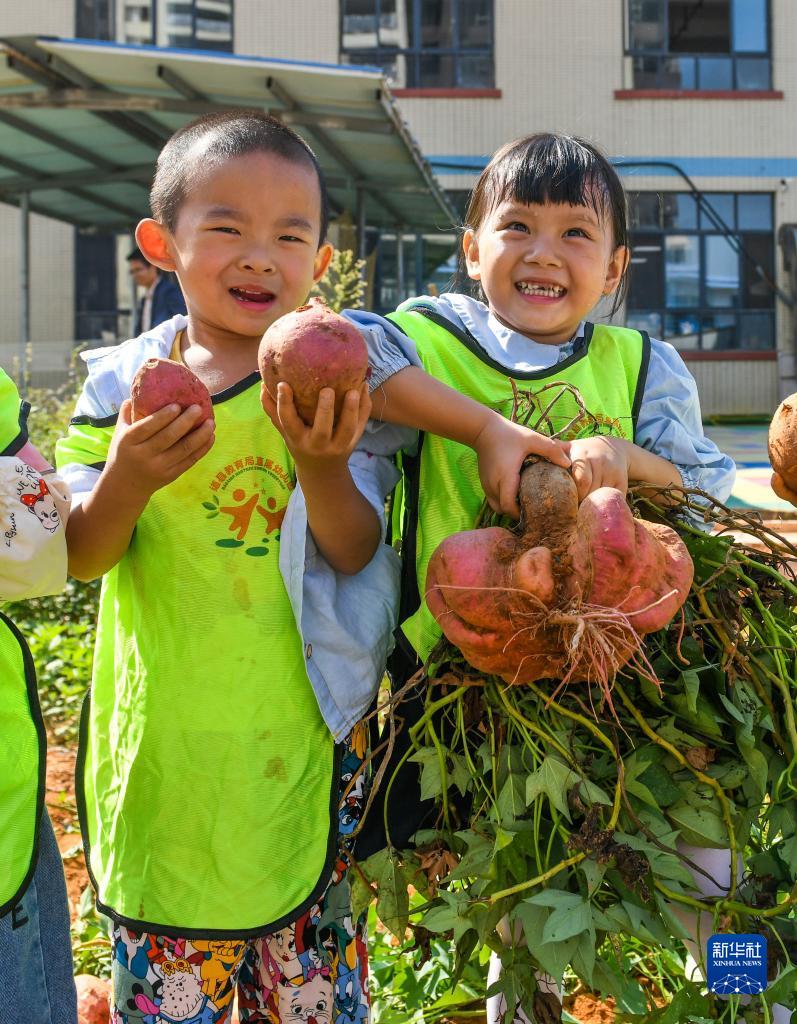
<box><xmin>388</xmin><ymin>305</ymin><xmax>649</xmax><ymax>661</ymax></box>
<box><xmin>60</xmin><ymin>375</ymin><xmax>337</xmax><ymax>936</ymax></box>
<box><xmin>0</xmin><ymin>611</ymin><xmax>45</xmax><ymax>914</ymax></box>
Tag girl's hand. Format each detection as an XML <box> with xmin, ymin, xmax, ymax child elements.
<box><xmin>261</xmin><ymin>380</ymin><xmax>371</xmax><ymax>474</ymax></box>
<box><xmin>106</xmin><ymin>399</ymin><xmax>215</xmax><ymax>500</ymax></box>
<box><xmin>472</xmin><ymin>414</ymin><xmax>571</xmax><ymax>519</ymax></box>
<box><xmin>772</xmin><ymin>471</ymin><xmax>797</xmax><ymax>508</ymax></box>
<box><xmin>568</xmin><ymin>435</ymin><xmax>633</xmax><ymax>501</ymax></box>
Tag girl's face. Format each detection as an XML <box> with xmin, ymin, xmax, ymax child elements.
<box><xmin>463</xmin><ymin>198</ymin><xmax>628</xmax><ymax>345</ymax></box>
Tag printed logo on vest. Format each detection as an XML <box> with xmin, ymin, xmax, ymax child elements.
<box><xmin>202</xmin><ymin>455</ymin><xmax>293</xmax><ymax>557</ymax></box>
<box><xmin>706</xmin><ymin>933</ymin><xmax>768</xmax><ymax>995</ymax></box>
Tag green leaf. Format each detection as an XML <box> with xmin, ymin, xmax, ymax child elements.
<box><xmin>764</xmin><ymin>963</ymin><xmax>797</xmax><ymax>1008</ymax></box>
<box><xmin>578</xmin><ymin>855</ymin><xmax>608</xmax><ymax>896</ymax></box>
<box><xmin>682</xmin><ymin>668</ymin><xmax>700</xmax><ymax>714</ymax></box>
<box><xmin>349</xmin><ymin>869</ymin><xmax>375</xmax><ymax>924</ymax></box>
<box><xmin>497</xmin><ymin>772</ymin><xmax>526</xmax><ymax>823</ymax></box>
<box><xmin>375</xmin><ymin>852</ymin><xmax>409</xmax><ymax>938</ymax></box>
<box><xmin>542</xmin><ymin>897</ymin><xmax>591</xmax><ymax>944</ymax></box>
<box><xmin>667</xmin><ymin>800</ymin><xmax>728</xmax><ymax>848</ymax></box>
<box><xmin>525</xmin><ymin>756</ymin><xmax>577</xmax><ymax>821</ymax></box>
<box><xmin>409</xmin><ymin>748</ymin><xmax>444</xmax><ymax>801</ymax></box>
<box><xmin>570</xmin><ymin>927</ymin><xmax>596</xmax><ymax>988</ymax></box>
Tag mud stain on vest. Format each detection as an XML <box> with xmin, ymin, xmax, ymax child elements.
<box><xmin>263</xmin><ymin>757</ymin><xmax>286</xmax><ymax>782</ymax></box>
<box><xmin>232</xmin><ymin>577</ymin><xmax>251</xmax><ymax>611</ymax></box>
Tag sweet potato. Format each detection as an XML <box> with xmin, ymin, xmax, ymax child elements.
<box><xmin>426</xmin><ymin>458</ymin><xmax>693</xmax><ymax>689</ymax></box>
<box><xmin>131</xmin><ymin>357</ymin><xmax>214</xmax><ymax>424</ymax></box>
<box><xmin>258</xmin><ymin>298</ymin><xmax>369</xmax><ymax>424</ymax></box>
<box><xmin>769</xmin><ymin>392</ymin><xmax>797</xmax><ymax>492</ymax></box>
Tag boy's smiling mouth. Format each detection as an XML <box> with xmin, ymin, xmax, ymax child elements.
<box><xmin>516</xmin><ymin>280</ymin><xmax>567</xmax><ymax>302</ymax></box>
<box><xmin>229</xmin><ymin>285</ymin><xmax>276</xmax><ymax>309</ymax></box>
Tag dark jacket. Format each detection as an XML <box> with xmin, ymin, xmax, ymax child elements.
<box><xmin>134</xmin><ymin>274</ymin><xmax>187</xmax><ymax>336</ymax></box>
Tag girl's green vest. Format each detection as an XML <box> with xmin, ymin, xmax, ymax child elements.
<box><xmin>59</xmin><ymin>375</ymin><xmax>337</xmax><ymax>937</ymax></box>
<box><xmin>0</xmin><ymin>612</ymin><xmax>45</xmax><ymax>914</ymax></box>
<box><xmin>387</xmin><ymin>304</ymin><xmax>650</xmax><ymax>661</ymax></box>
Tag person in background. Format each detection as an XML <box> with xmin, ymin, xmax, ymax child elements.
<box><xmin>127</xmin><ymin>246</ymin><xmax>186</xmax><ymax>335</ymax></box>
<box><xmin>0</xmin><ymin>367</ymin><xmax>77</xmax><ymax>1024</ymax></box>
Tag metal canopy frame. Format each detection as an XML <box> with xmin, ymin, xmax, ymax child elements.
<box><xmin>0</xmin><ymin>35</ymin><xmax>456</xmax><ymax>365</ymax></box>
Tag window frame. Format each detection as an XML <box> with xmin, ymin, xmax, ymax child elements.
<box><xmin>121</xmin><ymin>0</ymin><xmax>234</xmax><ymax>51</ymax></box>
<box><xmin>626</xmin><ymin>190</ymin><xmax>776</xmax><ymax>353</ymax></box>
<box><xmin>624</xmin><ymin>0</ymin><xmax>772</xmax><ymax>92</ymax></box>
<box><xmin>339</xmin><ymin>0</ymin><xmax>495</xmax><ymax>90</ymax></box>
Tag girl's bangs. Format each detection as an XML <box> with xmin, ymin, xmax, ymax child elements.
<box><xmin>487</xmin><ymin>138</ymin><xmax>612</xmax><ymax>220</ymax></box>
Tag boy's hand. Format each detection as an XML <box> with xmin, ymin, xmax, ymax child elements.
<box><xmin>772</xmin><ymin>471</ymin><xmax>797</xmax><ymax>507</ymax></box>
<box><xmin>106</xmin><ymin>399</ymin><xmax>215</xmax><ymax>499</ymax></box>
<box><xmin>567</xmin><ymin>436</ymin><xmax>632</xmax><ymax>501</ymax></box>
<box><xmin>261</xmin><ymin>381</ymin><xmax>371</xmax><ymax>474</ymax></box>
<box><xmin>472</xmin><ymin>413</ymin><xmax>571</xmax><ymax>519</ymax></box>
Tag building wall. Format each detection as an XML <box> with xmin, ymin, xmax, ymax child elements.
<box><xmin>233</xmin><ymin>1</ymin><xmax>338</xmax><ymax>63</ymax></box>
<box><xmin>0</xmin><ymin>1</ymin><xmax>76</xmax><ymax>371</ymax></box>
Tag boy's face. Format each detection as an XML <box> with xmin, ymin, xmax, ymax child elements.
<box><xmin>151</xmin><ymin>151</ymin><xmax>331</xmax><ymax>343</ymax></box>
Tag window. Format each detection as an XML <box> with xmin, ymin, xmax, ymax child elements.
<box><xmin>120</xmin><ymin>0</ymin><xmax>233</xmax><ymax>50</ymax></box>
<box><xmin>340</xmin><ymin>0</ymin><xmax>494</xmax><ymax>88</ymax></box>
<box><xmin>626</xmin><ymin>191</ymin><xmax>775</xmax><ymax>351</ymax></box>
<box><xmin>76</xmin><ymin>0</ymin><xmax>114</xmax><ymax>39</ymax></box>
<box><xmin>626</xmin><ymin>0</ymin><xmax>771</xmax><ymax>90</ymax></box>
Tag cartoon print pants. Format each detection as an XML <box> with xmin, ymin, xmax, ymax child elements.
<box><xmin>109</xmin><ymin>723</ymin><xmax>370</xmax><ymax>1024</ymax></box>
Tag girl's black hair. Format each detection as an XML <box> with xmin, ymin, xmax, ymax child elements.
<box><xmin>150</xmin><ymin>109</ymin><xmax>330</xmax><ymax>244</ymax></box>
<box><xmin>458</xmin><ymin>132</ymin><xmax>629</xmax><ymax>314</ymax></box>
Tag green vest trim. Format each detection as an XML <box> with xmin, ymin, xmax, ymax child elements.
<box><xmin>0</xmin><ymin>611</ymin><xmax>46</xmax><ymax>916</ymax></box>
<box><xmin>387</xmin><ymin>305</ymin><xmax>650</xmax><ymax>660</ymax></box>
<box><xmin>64</xmin><ymin>374</ymin><xmax>339</xmax><ymax>938</ymax></box>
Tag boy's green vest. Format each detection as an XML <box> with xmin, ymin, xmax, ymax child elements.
<box><xmin>0</xmin><ymin>612</ymin><xmax>45</xmax><ymax>914</ymax></box>
<box><xmin>59</xmin><ymin>375</ymin><xmax>337</xmax><ymax>937</ymax></box>
<box><xmin>387</xmin><ymin>304</ymin><xmax>650</xmax><ymax>661</ymax></box>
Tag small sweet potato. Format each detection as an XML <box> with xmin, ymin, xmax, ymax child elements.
<box><xmin>258</xmin><ymin>299</ymin><xmax>369</xmax><ymax>425</ymax></box>
<box><xmin>768</xmin><ymin>392</ymin><xmax>797</xmax><ymax>492</ymax></box>
<box><xmin>130</xmin><ymin>357</ymin><xmax>213</xmax><ymax>424</ymax></box>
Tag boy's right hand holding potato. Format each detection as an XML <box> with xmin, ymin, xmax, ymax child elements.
<box><xmin>66</xmin><ymin>401</ymin><xmax>214</xmax><ymax>582</ymax></box>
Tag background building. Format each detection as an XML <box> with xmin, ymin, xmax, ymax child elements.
<box><xmin>1</xmin><ymin>0</ymin><xmax>795</xmax><ymax>415</ymax></box>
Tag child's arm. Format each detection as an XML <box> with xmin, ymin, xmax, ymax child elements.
<box><xmin>568</xmin><ymin>341</ymin><xmax>735</xmax><ymax>507</ymax></box>
<box><xmin>263</xmin><ymin>382</ymin><xmax>380</xmax><ymax>575</ymax></box>
<box><xmin>371</xmin><ymin>365</ymin><xmax>571</xmax><ymax>518</ymax></box>
<box><xmin>65</xmin><ymin>401</ymin><xmax>213</xmax><ymax>581</ymax></box>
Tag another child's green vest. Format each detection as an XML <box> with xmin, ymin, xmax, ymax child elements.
<box><xmin>0</xmin><ymin>612</ymin><xmax>45</xmax><ymax>914</ymax></box>
<box><xmin>58</xmin><ymin>376</ymin><xmax>337</xmax><ymax>937</ymax></box>
<box><xmin>387</xmin><ymin>304</ymin><xmax>650</xmax><ymax>661</ymax></box>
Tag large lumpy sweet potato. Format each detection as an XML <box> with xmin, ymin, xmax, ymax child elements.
<box><xmin>258</xmin><ymin>299</ymin><xmax>369</xmax><ymax>425</ymax></box>
<box><xmin>131</xmin><ymin>357</ymin><xmax>214</xmax><ymax>424</ymax></box>
<box><xmin>769</xmin><ymin>392</ymin><xmax>797</xmax><ymax>492</ymax></box>
<box><xmin>426</xmin><ymin>459</ymin><xmax>693</xmax><ymax>686</ymax></box>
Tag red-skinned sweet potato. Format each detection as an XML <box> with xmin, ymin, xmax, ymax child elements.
<box><xmin>769</xmin><ymin>392</ymin><xmax>797</xmax><ymax>493</ymax></box>
<box><xmin>258</xmin><ymin>299</ymin><xmax>369</xmax><ymax>425</ymax></box>
<box><xmin>425</xmin><ymin>458</ymin><xmax>694</xmax><ymax>690</ymax></box>
<box><xmin>131</xmin><ymin>357</ymin><xmax>214</xmax><ymax>424</ymax></box>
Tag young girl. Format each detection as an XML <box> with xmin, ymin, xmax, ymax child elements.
<box><xmin>345</xmin><ymin>133</ymin><xmax>786</xmax><ymax>1022</ymax></box>
<box><xmin>0</xmin><ymin>367</ymin><xmax>77</xmax><ymax>1024</ymax></box>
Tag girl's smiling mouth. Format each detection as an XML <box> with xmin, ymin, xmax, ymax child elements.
<box><xmin>229</xmin><ymin>285</ymin><xmax>276</xmax><ymax>309</ymax></box>
<box><xmin>515</xmin><ymin>280</ymin><xmax>567</xmax><ymax>302</ymax></box>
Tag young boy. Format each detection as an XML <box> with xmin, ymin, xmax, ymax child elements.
<box><xmin>0</xmin><ymin>367</ymin><xmax>77</xmax><ymax>1024</ymax></box>
<box><xmin>57</xmin><ymin>111</ymin><xmax>560</xmax><ymax>1024</ymax></box>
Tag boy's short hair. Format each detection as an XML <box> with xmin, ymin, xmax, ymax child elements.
<box><xmin>151</xmin><ymin>109</ymin><xmax>330</xmax><ymax>243</ymax></box>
